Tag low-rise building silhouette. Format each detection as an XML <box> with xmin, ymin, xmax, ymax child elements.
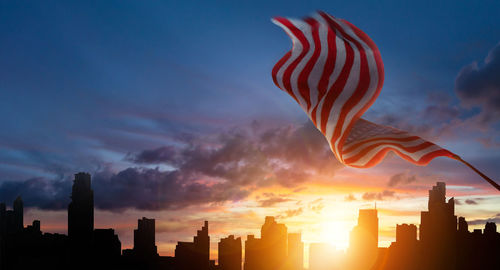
<box><xmin>218</xmin><ymin>235</ymin><xmax>241</xmax><ymax>270</ymax></box>
<box><xmin>93</xmin><ymin>228</ymin><xmax>121</xmax><ymax>265</ymax></box>
<box><xmin>175</xmin><ymin>221</ymin><xmax>210</xmax><ymax>270</ymax></box>
<box><xmin>243</xmin><ymin>234</ymin><xmax>262</xmax><ymax>270</ymax></box>
<box><xmin>244</xmin><ymin>216</ymin><xmax>287</xmax><ymax>270</ymax></box>
<box><xmin>385</xmin><ymin>224</ymin><xmax>419</xmax><ymax>270</ymax></box>
<box><xmin>134</xmin><ymin>217</ymin><xmax>158</xmax><ymax>258</ymax></box>
<box><xmin>287</xmin><ymin>232</ymin><xmax>303</xmax><ymax>270</ymax></box>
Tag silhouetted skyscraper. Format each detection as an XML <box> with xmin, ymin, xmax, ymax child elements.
<box><xmin>396</xmin><ymin>224</ymin><xmax>417</xmax><ymax>245</ymax></box>
<box><xmin>287</xmin><ymin>233</ymin><xmax>303</xmax><ymax>270</ymax></box>
<box><xmin>421</xmin><ymin>182</ymin><xmax>456</xmax><ymax>241</ymax></box>
<box><xmin>244</xmin><ymin>234</ymin><xmax>262</xmax><ymax>270</ymax></box>
<box><xmin>68</xmin><ymin>172</ymin><xmax>94</xmax><ymax>241</ymax></box>
<box><xmin>134</xmin><ymin>217</ymin><xmax>158</xmax><ymax>258</ymax></box>
<box><xmin>348</xmin><ymin>208</ymin><xmax>379</xmax><ymax>270</ymax></box>
<box><xmin>484</xmin><ymin>222</ymin><xmax>497</xmax><ymax>236</ymax></box>
<box><xmin>67</xmin><ymin>172</ymin><xmax>94</xmax><ymax>266</ymax></box>
<box><xmin>175</xmin><ymin>221</ymin><xmax>210</xmax><ymax>270</ymax></box>
<box><xmin>244</xmin><ymin>217</ymin><xmax>288</xmax><ymax>270</ymax></box>
<box><xmin>218</xmin><ymin>235</ymin><xmax>241</xmax><ymax>270</ymax></box>
<box><xmin>25</xmin><ymin>220</ymin><xmax>41</xmax><ymax>234</ymax></box>
<box><xmin>93</xmin><ymin>228</ymin><xmax>121</xmax><ymax>265</ymax></box>
<box><xmin>261</xmin><ymin>216</ymin><xmax>287</xmax><ymax>270</ymax></box>
<box><xmin>458</xmin><ymin>216</ymin><xmax>468</xmax><ymax>234</ymax></box>
<box><xmin>0</xmin><ymin>202</ymin><xmax>6</xmax><ymax>235</ymax></box>
<box><xmin>0</xmin><ymin>197</ymin><xmax>24</xmax><ymax>236</ymax></box>
<box><xmin>13</xmin><ymin>196</ymin><xmax>23</xmax><ymax>232</ymax></box>
<box><xmin>358</xmin><ymin>209</ymin><xmax>378</xmax><ymax>248</ymax></box>
<box><xmin>420</xmin><ymin>182</ymin><xmax>456</xmax><ymax>270</ymax></box>
<box><xmin>386</xmin><ymin>224</ymin><xmax>418</xmax><ymax>270</ymax></box>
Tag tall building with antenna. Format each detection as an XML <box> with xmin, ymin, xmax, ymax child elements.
<box><xmin>348</xmin><ymin>207</ymin><xmax>379</xmax><ymax>270</ymax></box>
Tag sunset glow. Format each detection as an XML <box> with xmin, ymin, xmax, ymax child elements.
<box><xmin>319</xmin><ymin>220</ymin><xmax>351</xmax><ymax>249</ymax></box>
<box><xmin>1</xmin><ymin>1</ymin><xmax>500</xmax><ymax>269</ymax></box>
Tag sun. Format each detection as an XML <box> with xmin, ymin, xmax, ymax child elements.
<box><xmin>319</xmin><ymin>220</ymin><xmax>351</xmax><ymax>250</ymax></box>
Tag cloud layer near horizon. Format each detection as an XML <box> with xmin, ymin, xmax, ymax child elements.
<box><xmin>0</xmin><ymin>122</ymin><xmax>341</xmax><ymax>211</ymax></box>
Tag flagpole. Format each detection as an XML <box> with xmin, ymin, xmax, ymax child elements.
<box><xmin>452</xmin><ymin>155</ymin><xmax>500</xmax><ymax>192</ymax></box>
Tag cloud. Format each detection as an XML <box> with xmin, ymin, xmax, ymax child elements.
<box><xmin>464</xmin><ymin>199</ymin><xmax>478</xmax><ymax>205</ymax></box>
<box><xmin>362</xmin><ymin>190</ymin><xmax>396</xmax><ymax>201</ymax></box>
<box><xmin>278</xmin><ymin>207</ymin><xmax>303</xmax><ymax>219</ymax></box>
<box><xmin>92</xmin><ymin>168</ymin><xmax>250</xmax><ymax>211</ymax></box>
<box><xmin>466</xmin><ymin>214</ymin><xmax>500</xmax><ymax>226</ymax></box>
<box><xmin>345</xmin><ymin>194</ymin><xmax>357</xmax><ymax>202</ymax></box>
<box><xmin>310</xmin><ymin>198</ymin><xmax>322</xmax><ymax>203</ymax></box>
<box><xmin>128</xmin><ymin>146</ymin><xmax>181</xmax><ymax>165</ymax></box>
<box><xmin>388</xmin><ymin>173</ymin><xmax>417</xmax><ymax>187</ymax></box>
<box><xmin>129</xmin><ymin>121</ymin><xmax>342</xmax><ymax>189</ymax></box>
<box><xmin>455</xmin><ymin>42</ymin><xmax>500</xmax><ymax>127</ymax></box>
<box><xmin>0</xmin><ymin>177</ymin><xmax>71</xmax><ymax>210</ymax></box>
<box><xmin>156</xmin><ymin>219</ymin><xmax>191</xmax><ymax>233</ymax></box>
<box><xmin>456</xmin><ymin>197</ymin><xmax>485</xmax><ymax>206</ymax></box>
<box><xmin>368</xmin><ymin>93</ymin><xmax>463</xmax><ymax>142</ymax></box>
<box><xmin>258</xmin><ymin>193</ymin><xmax>291</xmax><ymax>207</ymax></box>
<box><xmin>293</xmin><ymin>187</ymin><xmax>307</xmax><ymax>193</ymax></box>
<box><xmin>422</xmin><ymin>105</ymin><xmax>460</xmax><ymax>122</ymax></box>
<box><xmin>367</xmin><ymin>84</ymin><xmax>498</xmax><ymax>147</ymax></box>
<box><xmin>477</xmin><ymin>137</ymin><xmax>500</xmax><ymax>148</ymax></box>
<box><xmin>309</xmin><ymin>198</ymin><xmax>324</xmax><ymax>213</ymax></box>
<box><xmin>311</xmin><ymin>204</ymin><xmax>324</xmax><ymax>214</ymax></box>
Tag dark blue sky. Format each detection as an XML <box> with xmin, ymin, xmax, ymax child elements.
<box><xmin>1</xmin><ymin>0</ymin><xmax>499</xmax><ymax>196</ymax></box>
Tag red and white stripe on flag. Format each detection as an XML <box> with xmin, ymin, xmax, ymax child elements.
<box><xmin>271</xmin><ymin>11</ymin><xmax>455</xmax><ymax>168</ymax></box>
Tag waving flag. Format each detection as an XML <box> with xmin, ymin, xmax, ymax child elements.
<box><xmin>271</xmin><ymin>11</ymin><xmax>500</xmax><ymax>191</ymax></box>
<box><xmin>272</xmin><ymin>12</ymin><xmax>500</xmax><ymax>191</ymax></box>
<box><xmin>271</xmin><ymin>11</ymin><xmax>455</xmax><ymax>168</ymax></box>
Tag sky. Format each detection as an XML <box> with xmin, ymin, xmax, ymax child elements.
<box><xmin>1</xmin><ymin>0</ymin><xmax>500</xmax><ymax>263</ymax></box>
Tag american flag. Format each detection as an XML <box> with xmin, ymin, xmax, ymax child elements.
<box><xmin>271</xmin><ymin>11</ymin><xmax>456</xmax><ymax>169</ymax></box>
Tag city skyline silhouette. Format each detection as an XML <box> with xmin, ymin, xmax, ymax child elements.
<box><xmin>1</xmin><ymin>2</ymin><xmax>499</xmax><ymax>270</ymax></box>
<box><xmin>1</xmin><ymin>1</ymin><xmax>499</xmax><ymax>259</ymax></box>
<box><xmin>1</xmin><ymin>172</ymin><xmax>500</xmax><ymax>270</ymax></box>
